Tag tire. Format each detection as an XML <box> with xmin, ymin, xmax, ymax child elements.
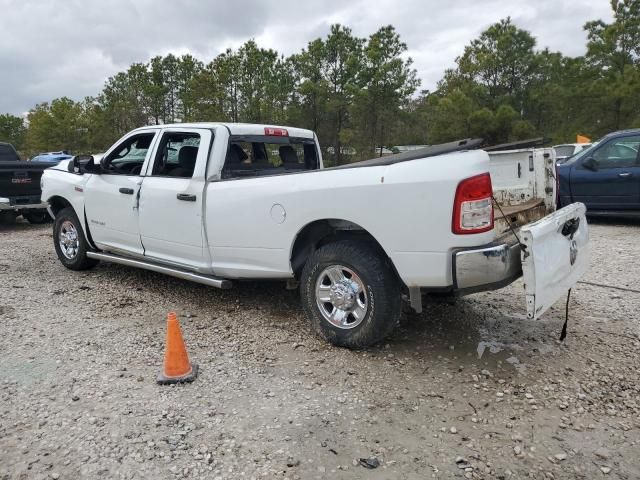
<box><xmin>53</xmin><ymin>207</ymin><xmax>99</xmax><ymax>271</ymax></box>
<box><xmin>24</xmin><ymin>209</ymin><xmax>51</xmax><ymax>224</ymax></box>
<box><xmin>300</xmin><ymin>240</ymin><xmax>402</xmax><ymax>348</ymax></box>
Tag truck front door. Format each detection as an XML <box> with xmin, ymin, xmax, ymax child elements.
<box><xmin>84</xmin><ymin>130</ymin><xmax>158</xmax><ymax>255</ymax></box>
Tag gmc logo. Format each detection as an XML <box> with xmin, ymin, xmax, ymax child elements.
<box><xmin>11</xmin><ymin>178</ymin><xmax>32</xmax><ymax>184</ymax></box>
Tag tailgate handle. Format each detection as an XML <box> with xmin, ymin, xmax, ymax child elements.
<box><xmin>177</xmin><ymin>193</ymin><xmax>196</xmax><ymax>202</ymax></box>
<box><xmin>119</xmin><ymin>187</ymin><xmax>134</xmax><ymax>195</ymax></box>
<box><xmin>561</xmin><ymin>217</ymin><xmax>580</xmax><ymax>238</ymax></box>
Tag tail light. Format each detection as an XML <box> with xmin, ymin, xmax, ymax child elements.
<box><xmin>452</xmin><ymin>173</ymin><xmax>494</xmax><ymax>234</ymax></box>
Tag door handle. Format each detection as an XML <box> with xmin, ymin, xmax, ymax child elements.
<box><xmin>177</xmin><ymin>193</ymin><xmax>196</xmax><ymax>202</ymax></box>
<box><xmin>618</xmin><ymin>172</ymin><xmax>632</xmax><ymax>178</ymax></box>
<box><xmin>119</xmin><ymin>187</ymin><xmax>134</xmax><ymax>194</ymax></box>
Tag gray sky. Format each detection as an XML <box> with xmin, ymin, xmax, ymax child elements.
<box><xmin>0</xmin><ymin>0</ymin><xmax>613</xmax><ymax>115</ymax></box>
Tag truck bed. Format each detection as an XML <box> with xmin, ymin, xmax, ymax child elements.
<box><xmin>488</xmin><ymin>147</ymin><xmax>557</xmax><ymax>236</ymax></box>
<box><xmin>329</xmin><ymin>138</ymin><xmax>484</xmax><ymax>169</ymax></box>
<box><xmin>0</xmin><ymin>160</ymin><xmax>52</xmax><ymax>200</ymax></box>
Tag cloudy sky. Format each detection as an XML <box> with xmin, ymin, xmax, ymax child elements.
<box><xmin>0</xmin><ymin>0</ymin><xmax>613</xmax><ymax>115</ymax></box>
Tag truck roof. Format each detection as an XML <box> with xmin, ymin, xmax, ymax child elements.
<box><xmin>132</xmin><ymin>123</ymin><xmax>315</xmax><ymax>139</ymax></box>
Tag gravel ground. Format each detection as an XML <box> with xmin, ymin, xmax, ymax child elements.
<box><xmin>1</xmin><ymin>218</ymin><xmax>639</xmax><ymax>480</ymax></box>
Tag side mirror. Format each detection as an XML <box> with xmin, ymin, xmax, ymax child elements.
<box><xmin>68</xmin><ymin>155</ymin><xmax>99</xmax><ymax>174</ymax></box>
<box><xmin>582</xmin><ymin>157</ymin><xmax>598</xmax><ymax>171</ymax></box>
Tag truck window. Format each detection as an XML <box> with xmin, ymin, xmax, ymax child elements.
<box><xmin>0</xmin><ymin>144</ymin><xmax>19</xmax><ymax>161</ymax></box>
<box><xmin>101</xmin><ymin>133</ymin><xmax>155</xmax><ymax>175</ymax></box>
<box><xmin>222</xmin><ymin>137</ymin><xmax>318</xmax><ymax>179</ymax></box>
<box><xmin>151</xmin><ymin>132</ymin><xmax>201</xmax><ymax>178</ymax></box>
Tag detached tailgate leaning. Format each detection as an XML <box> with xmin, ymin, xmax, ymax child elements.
<box><xmin>520</xmin><ymin>202</ymin><xmax>588</xmax><ymax>319</ymax></box>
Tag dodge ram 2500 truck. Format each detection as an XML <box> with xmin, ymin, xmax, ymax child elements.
<box><xmin>41</xmin><ymin>123</ymin><xmax>589</xmax><ymax>347</ymax></box>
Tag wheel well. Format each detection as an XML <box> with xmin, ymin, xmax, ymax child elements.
<box><xmin>290</xmin><ymin>219</ymin><xmax>396</xmax><ymax>280</ymax></box>
<box><xmin>48</xmin><ymin>196</ymin><xmax>72</xmax><ymax>217</ymax></box>
<box><xmin>47</xmin><ymin>196</ymin><xmax>98</xmax><ymax>250</ymax></box>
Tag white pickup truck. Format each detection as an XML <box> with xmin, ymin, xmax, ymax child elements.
<box><xmin>41</xmin><ymin>123</ymin><xmax>589</xmax><ymax>348</ymax></box>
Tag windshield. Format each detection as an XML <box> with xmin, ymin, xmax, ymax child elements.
<box><xmin>562</xmin><ymin>141</ymin><xmax>600</xmax><ymax>165</ymax></box>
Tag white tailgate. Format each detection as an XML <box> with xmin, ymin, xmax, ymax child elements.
<box><xmin>519</xmin><ymin>203</ymin><xmax>589</xmax><ymax>319</ymax></box>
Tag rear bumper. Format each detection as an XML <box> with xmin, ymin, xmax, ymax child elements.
<box><xmin>452</xmin><ymin>242</ymin><xmax>522</xmax><ymax>294</ymax></box>
<box><xmin>0</xmin><ymin>197</ymin><xmax>49</xmax><ymax>211</ymax></box>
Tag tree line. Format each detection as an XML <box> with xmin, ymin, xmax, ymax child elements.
<box><xmin>1</xmin><ymin>0</ymin><xmax>638</xmax><ymax>165</ymax></box>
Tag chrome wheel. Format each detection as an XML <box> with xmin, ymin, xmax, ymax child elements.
<box><xmin>315</xmin><ymin>265</ymin><xmax>368</xmax><ymax>329</ymax></box>
<box><xmin>59</xmin><ymin>220</ymin><xmax>79</xmax><ymax>260</ymax></box>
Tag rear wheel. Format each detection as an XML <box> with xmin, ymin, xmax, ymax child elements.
<box><xmin>53</xmin><ymin>207</ymin><xmax>98</xmax><ymax>270</ymax></box>
<box><xmin>24</xmin><ymin>209</ymin><xmax>51</xmax><ymax>224</ymax></box>
<box><xmin>300</xmin><ymin>240</ymin><xmax>402</xmax><ymax>348</ymax></box>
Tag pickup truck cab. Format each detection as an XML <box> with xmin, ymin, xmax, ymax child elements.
<box><xmin>558</xmin><ymin>129</ymin><xmax>640</xmax><ymax>216</ymax></box>
<box><xmin>42</xmin><ymin>123</ymin><xmax>589</xmax><ymax>347</ymax></box>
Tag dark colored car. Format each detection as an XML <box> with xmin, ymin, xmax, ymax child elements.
<box><xmin>558</xmin><ymin>129</ymin><xmax>640</xmax><ymax>217</ymax></box>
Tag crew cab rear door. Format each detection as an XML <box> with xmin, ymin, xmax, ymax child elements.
<box><xmin>138</xmin><ymin>127</ymin><xmax>213</xmax><ymax>270</ymax></box>
<box><xmin>520</xmin><ymin>202</ymin><xmax>589</xmax><ymax>319</ymax></box>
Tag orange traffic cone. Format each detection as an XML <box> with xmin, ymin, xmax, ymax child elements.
<box><xmin>157</xmin><ymin>312</ymin><xmax>198</xmax><ymax>384</ymax></box>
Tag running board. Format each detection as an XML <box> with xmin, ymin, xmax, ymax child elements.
<box><xmin>86</xmin><ymin>252</ymin><xmax>232</xmax><ymax>289</ymax></box>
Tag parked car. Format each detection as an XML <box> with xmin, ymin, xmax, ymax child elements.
<box><xmin>30</xmin><ymin>151</ymin><xmax>74</xmax><ymax>164</ymax></box>
<box><xmin>558</xmin><ymin>129</ymin><xmax>640</xmax><ymax>216</ymax></box>
<box><xmin>554</xmin><ymin>143</ymin><xmax>592</xmax><ymax>164</ymax></box>
<box><xmin>0</xmin><ymin>142</ymin><xmax>53</xmax><ymax>224</ymax></box>
<box><xmin>41</xmin><ymin>123</ymin><xmax>589</xmax><ymax>347</ymax></box>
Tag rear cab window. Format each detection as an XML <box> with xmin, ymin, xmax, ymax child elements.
<box><xmin>0</xmin><ymin>144</ymin><xmax>20</xmax><ymax>161</ymax></box>
<box><xmin>222</xmin><ymin>134</ymin><xmax>319</xmax><ymax>179</ymax></box>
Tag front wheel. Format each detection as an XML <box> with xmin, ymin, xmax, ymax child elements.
<box><xmin>300</xmin><ymin>240</ymin><xmax>402</xmax><ymax>348</ymax></box>
<box><xmin>53</xmin><ymin>207</ymin><xmax>99</xmax><ymax>271</ymax></box>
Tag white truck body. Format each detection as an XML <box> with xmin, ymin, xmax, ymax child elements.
<box><xmin>41</xmin><ymin>123</ymin><xmax>589</xmax><ymax>346</ymax></box>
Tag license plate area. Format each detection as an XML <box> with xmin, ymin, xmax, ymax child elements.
<box><xmin>520</xmin><ymin>203</ymin><xmax>589</xmax><ymax>319</ymax></box>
